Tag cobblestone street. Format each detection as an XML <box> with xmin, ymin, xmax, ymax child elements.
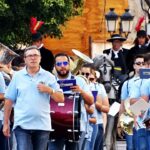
<box><xmin>104</xmin><ymin>141</ymin><xmax>126</xmax><ymax>150</ymax></box>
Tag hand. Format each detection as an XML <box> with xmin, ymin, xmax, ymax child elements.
<box><xmin>3</xmin><ymin>124</ymin><xmax>10</xmax><ymax>137</ymax></box>
<box><xmin>117</xmin><ymin>126</ymin><xmax>124</xmax><ymax>139</ymax></box>
<box><xmin>85</xmin><ymin>104</ymin><xmax>94</xmax><ymax>114</ymax></box>
<box><xmin>37</xmin><ymin>83</ymin><xmax>50</xmax><ymax>93</ymax></box>
<box><xmin>70</xmin><ymin>85</ymin><xmax>82</xmax><ymax>93</ymax></box>
<box><xmin>139</xmin><ymin>110</ymin><xmax>145</xmax><ymax>118</ymax></box>
<box><xmin>89</xmin><ymin>117</ymin><xmax>97</xmax><ymax>124</ymax></box>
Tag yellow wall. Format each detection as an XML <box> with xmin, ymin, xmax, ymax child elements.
<box><xmin>43</xmin><ymin>0</ymin><xmax>128</xmax><ymax>56</ymax></box>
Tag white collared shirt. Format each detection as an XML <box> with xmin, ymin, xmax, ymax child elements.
<box><xmin>111</xmin><ymin>48</ymin><xmax>123</xmax><ymax>58</ymax></box>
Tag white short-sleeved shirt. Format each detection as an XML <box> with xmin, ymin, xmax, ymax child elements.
<box><xmin>121</xmin><ymin>76</ymin><xmax>146</xmax><ymax>129</ymax></box>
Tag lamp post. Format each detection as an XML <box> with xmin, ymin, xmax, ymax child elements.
<box><xmin>146</xmin><ymin>23</ymin><xmax>150</xmax><ymax>35</ymax></box>
<box><xmin>105</xmin><ymin>8</ymin><xmax>134</xmax><ymax>38</ymax></box>
<box><xmin>105</xmin><ymin>8</ymin><xmax>118</xmax><ymax>34</ymax></box>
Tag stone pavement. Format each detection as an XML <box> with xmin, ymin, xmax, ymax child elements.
<box><xmin>116</xmin><ymin>141</ymin><xmax>126</xmax><ymax>150</ymax></box>
<box><xmin>104</xmin><ymin>141</ymin><xmax>126</xmax><ymax>150</ymax></box>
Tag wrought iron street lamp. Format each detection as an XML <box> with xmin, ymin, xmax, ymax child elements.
<box><xmin>105</xmin><ymin>8</ymin><xmax>118</xmax><ymax>33</ymax></box>
<box><xmin>105</xmin><ymin>8</ymin><xmax>134</xmax><ymax>38</ymax></box>
<box><xmin>120</xmin><ymin>9</ymin><xmax>134</xmax><ymax>37</ymax></box>
<box><xmin>146</xmin><ymin>23</ymin><xmax>150</xmax><ymax>35</ymax></box>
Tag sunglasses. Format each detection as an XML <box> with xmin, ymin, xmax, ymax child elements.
<box><xmin>134</xmin><ymin>62</ymin><xmax>145</xmax><ymax>66</ymax></box>
<box><xmin>89</xmin><ymin>78</ymin><xmax>95</xmax><ymax>82</ymax></box>
<box><xmin>81</xmin><ymin>72</ymin><xmax>90</xmax><ymax>77</ymax></box>
<box><xmin>55</xmin><ymin>61</ymin><xmax>69</xmax><ymax>67</ymax></box>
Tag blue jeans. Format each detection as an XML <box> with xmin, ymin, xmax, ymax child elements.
<box><xmin>84</xmin><ymin>124</ymin><xmax>98</xmax><ymax>150</ymax></box>
<box><xmin>48</xmin><ymin>137</ymin><xmax>78</xmax><ymax>150</ymax></box>
<box><xmin>94</xmin><ymin>124</ymin><xmax>104</xmax><ymax>150</ymax></box>
<box><xmin>136</xmin><ymin>128</ymin><xmax>147</xmax><ymax>150</ymax></box>
<box><xmin>125</xmin><ymin>128</ymin><xmax>137</xmax><ymax>150</ymax></box>
<box><xmin>147</xmin><ymin>130</ymin><xmax>150</xmax><ymax>150</ymax></box>
<box><xmin>79</xmin><ymin>131</ymin><xmax>86</xmax><ymax>150</ymax></box>
<box><xmin>14</xmin><ymin>126</ymin><xmax>49</xmax><ymax>150</ymax></box>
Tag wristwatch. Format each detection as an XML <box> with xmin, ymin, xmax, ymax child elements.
<box><xmin>51</xmin><ymin>88</ymin><xmax>55</xmax><ymax>95</ymax></box>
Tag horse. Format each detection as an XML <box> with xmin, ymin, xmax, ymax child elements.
<box><xmin>92</xmin><ymin>54</ymin><xmax>119</xmax><ymax>100</ymax></box>
<box><xmin>92</xmin><ymin>54</ymin><xmax>124</xmax><ymax>150</ymax></box>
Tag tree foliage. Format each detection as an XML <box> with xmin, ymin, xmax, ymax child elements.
<box><xmin>0</xmin><ymin>0</ymin><xmax>83</xmax><ymax>49</ymax></box>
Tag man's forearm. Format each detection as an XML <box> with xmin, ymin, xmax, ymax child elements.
<box><xmin>0</xmin><ymin>93</ymin><xmax>4</xmax><ymax>101</ymax></box>
<box><xmin>81</xmin><ymin>90</ymin><xmax>94</xmax><ymax>105</ymax></box>
<box><xmin>96</xmin><ymin>97</ymin><xmax>109</xmax><ymax>113</ymax></box>
<box><xmin>50</xmin><ymin>91</ymin><xmax>64</xmax><ymax>103</ymax></box>
<box><xmin>101</xmin><ymin>105</ymin><xmax>109</xmax><ymax>113</ymax></box>
<box><xmin>85</xmin><ymin>104</ymin><xmax>94</xmax><ymax>114</ymax></box>
<box><xmin>95</xmin><ymin>102</ymin><xmax>109</xmax><ymax>113</ymax></box>
<box><xmin>3</xmin><ymin>100</ymin><xmax>13</xmax><ymax>125</ymax></box>
<box><xmin>45</xmin><ymin>86</ymin><xmax>64</xmax><ymax>103</ymax></box>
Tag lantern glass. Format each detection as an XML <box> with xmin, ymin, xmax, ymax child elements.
<box><xmin>106</xmin><ymin>20</ymin><xmax>117</xmax><ymax>32</ymax></box>
<box><xmin>121</xmin><ymin>20</ymin><xmax>133</xmax><ymax>32</ymax></box>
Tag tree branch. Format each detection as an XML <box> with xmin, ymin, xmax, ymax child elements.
<box><xmin>141</xmin><ymin>0</ymin><xmax>150</xmax><ymax>20</ymax></box>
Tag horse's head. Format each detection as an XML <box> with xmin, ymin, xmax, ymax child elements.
<box><xmin>93</xmin><ymin>54</ymin><xmax>114</xmax><ymax>80</ymax></box>
<box><xmin>93</xmin><ymin>54</ymin><xmax>114</xmax><ymax>93</ymax></box>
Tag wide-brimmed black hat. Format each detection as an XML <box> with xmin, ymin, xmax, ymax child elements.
<box><xmin>137</xmin><ymin>30</ymin><xmax>147</xmax><ymax>37</ymax></box>
<box><xmin>31</xmin><ymin>32</ymin><xmax>42</xmax><ymax>42</ymax></box>
<box><xmin>107</xmin><ymin>34</ymin><xmax>126</xmax><ymax>42</ymax></box>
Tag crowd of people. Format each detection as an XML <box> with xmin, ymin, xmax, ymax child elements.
<box><xmin>0</xmin><ymin>29</ymin><xmax>150</xmax><ymax>150</ymax></box>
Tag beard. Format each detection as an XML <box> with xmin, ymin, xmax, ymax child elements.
<box><xmin>57</xmin><ymin>69</ymin><xmax>70</xmax><ymax>78</ymax></box>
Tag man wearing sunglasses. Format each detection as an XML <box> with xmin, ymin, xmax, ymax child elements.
<box><xmin>137</xmin><ymin>53</ymin><xmax>150</xmax><ymax>150</ymax></box>
<box><xmin>131</xmin><ymin>53</ymin><xmax>150</xmax><ymax>150</ymax></box>
<box><xmin>48</xmin><ymin>53</ymin><xmax>93</xmax><ymax>150</ymax></box>
<box><xmin>118</xmin><ymin>54</ymin><xmax>147</xmax><ymax>150</ymax></box>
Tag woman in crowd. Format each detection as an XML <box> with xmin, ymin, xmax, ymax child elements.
<box><xmin>127</xmin><ymin>30</ymin><xmax>150</xmax><ymax>73</ymax></box>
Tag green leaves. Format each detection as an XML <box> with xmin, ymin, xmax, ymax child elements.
<box><xmin>0</xmin><ymin>0</ymin><xmax>83</xmax><ymax>49</ymax></box>
<box><xmin>0</xmin><ymin>0</ymin><xmax>9</xmax><ymax>15</ymax></box>
<box><xmin>42</xmin><ymin>0</ymin><xmax>65</xmax><ymax>7</ymax></box>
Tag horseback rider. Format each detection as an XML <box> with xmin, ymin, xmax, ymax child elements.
<box><xmin>103</xmin><ymin>34</ymin><xmax>129</xmax><ymax>150</ymax></box>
